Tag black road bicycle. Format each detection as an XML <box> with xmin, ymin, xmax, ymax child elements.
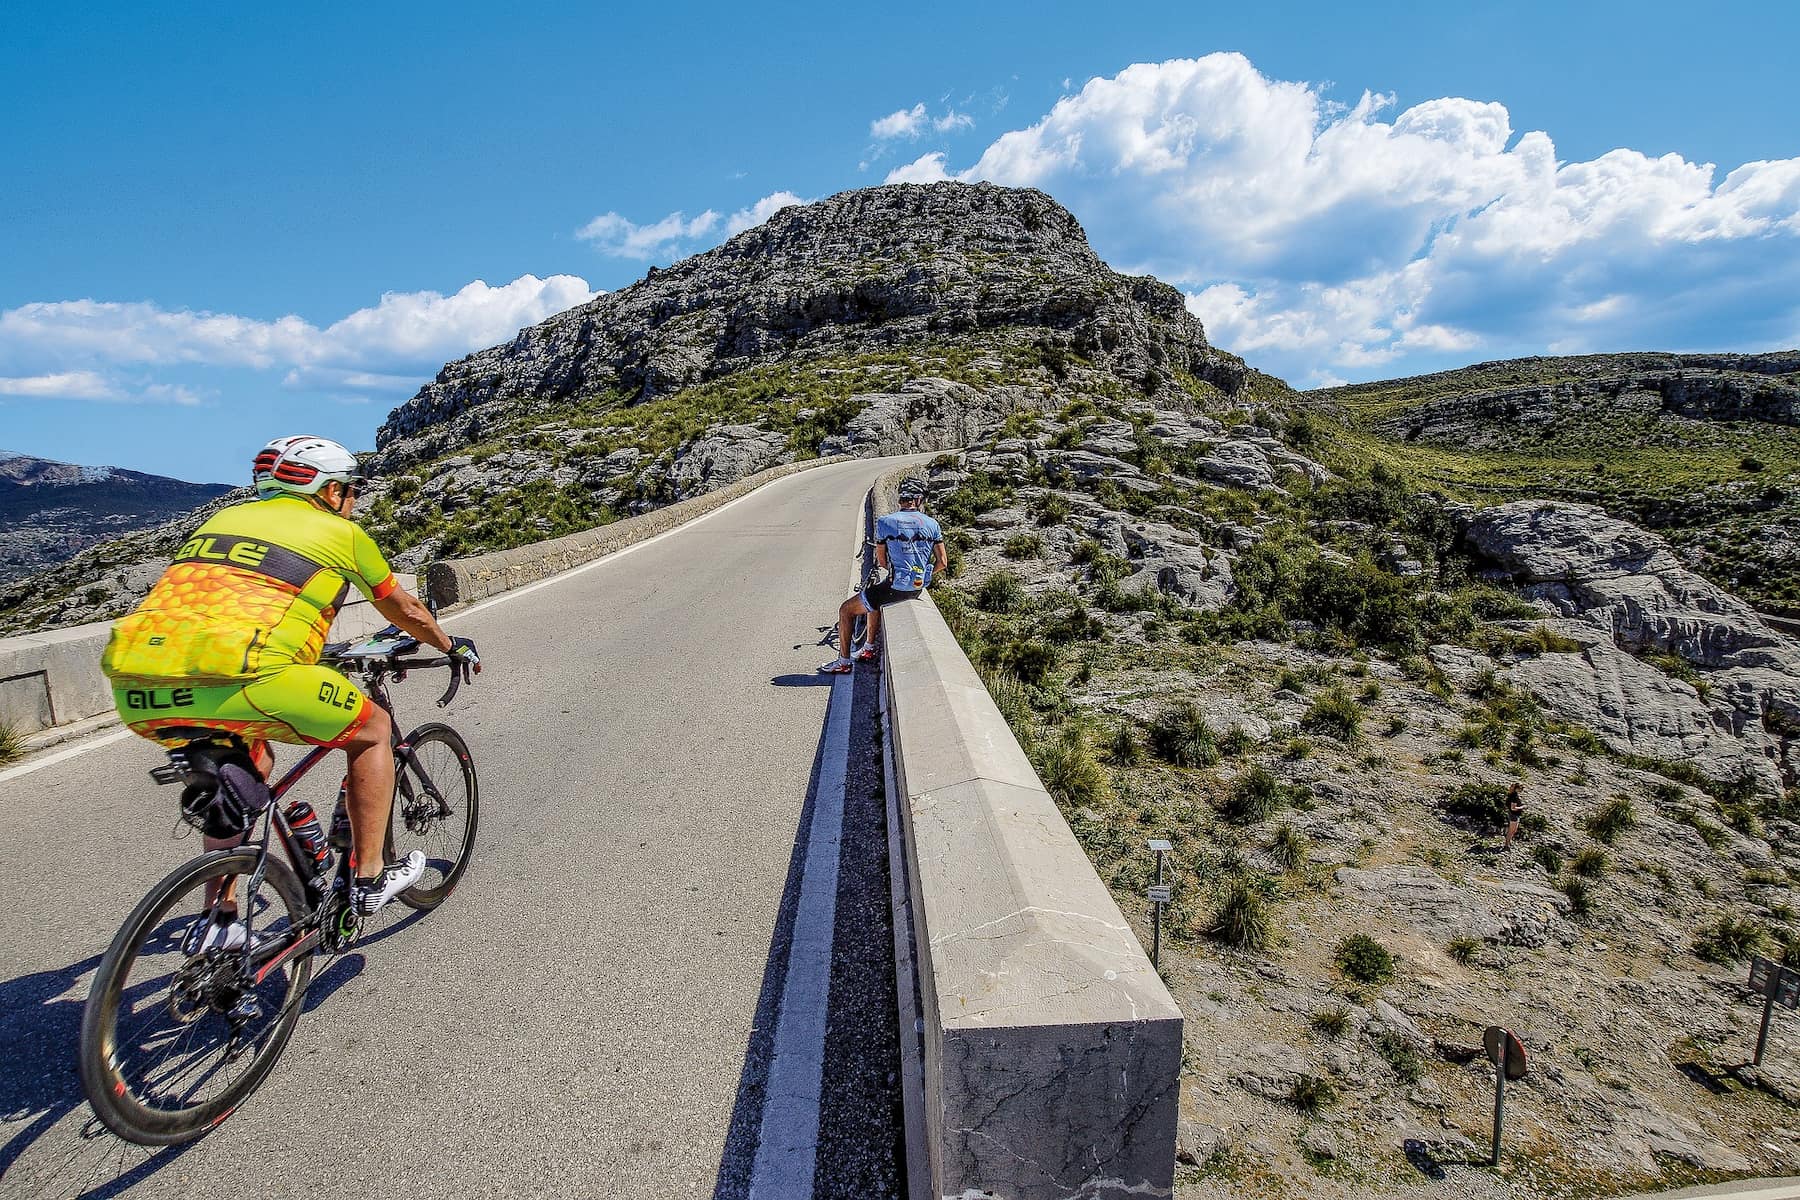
<box><xmin>78</xmin><ymin>632</ymin><xmax>479</xmax><ymax>1145</ymax></box>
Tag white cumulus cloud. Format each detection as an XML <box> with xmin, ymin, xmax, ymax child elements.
<box><xmin>0</xmin><ymin>274</ymin><xmax>598</xmax><ymax>401</ymax></box>
<box><xmin>727</xmin><ymin>191</ymin><xmax>810</xmax><ymax>235</ymax></box>
<box><xmin>576</xmin><ymin>210</ymin><xmax>721</xmax><ymax>259</ymax></box>
<box><xmin>0</xmin><ymin>370</ymin><xmax>121</xmax><ymax>400</ymax></box>
<box><xmin>871</xmin><ymin>104</ymin><xmax>929</xmax><ymax>140</ymax></box>
<box><xmin>914</xmin><ymin>53</ymin><xmax>1800</xmax><ymax>382</ymax></box>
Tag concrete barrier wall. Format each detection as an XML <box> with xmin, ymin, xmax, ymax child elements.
<box><xmin>0</xmin><ymin>575</ymin><xmax>413</xmax><ymax>737</ymax></box>
<box><xmin>874</xmin><ymin>466</ymin><xmax>1184</xmax><ymax>1199</ymax></box>
<box><xmin>425</xmin><ymin>456</ymin><xmax>849</xmax><ymax>609</ymax></box>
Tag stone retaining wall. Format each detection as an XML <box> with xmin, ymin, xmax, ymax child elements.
<box><xmin>873</xmin><ymin>463</ymin><xmax>1184</xmax><ymax>1199</ymax></box>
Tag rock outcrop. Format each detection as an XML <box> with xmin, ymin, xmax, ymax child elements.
<box><xmin>1464</xmin><ymin>501</ymin><xmax>1800</xmax><ymax>789</ymax></box>
<box><xmin>372</xmin><ymin>182</ymin><xmax>1254</xmax><ymax>472</ymax></box>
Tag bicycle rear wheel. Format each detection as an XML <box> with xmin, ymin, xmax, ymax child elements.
<box><xmin>79</xmin><ymin>848</ymin><xmax>313</xmax><ymax>1145</ymax></box>
<box><xmin>386</xmin><ymin>722</ymin><xmax>478</xmax><ymax>910</ymax></box>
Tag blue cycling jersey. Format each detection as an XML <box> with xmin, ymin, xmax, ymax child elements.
<box><xmin>876</xmin><ymin>510</ymin><xmax>943</xmax><ymax>591</ymax></box>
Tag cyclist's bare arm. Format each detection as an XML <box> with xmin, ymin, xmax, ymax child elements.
<box><xmin>372</xmin><ymin>588</ymin><xmax>453</xmax><ymax>653</ymax></box>
<box><xmin>876</xmin><ymin>543</ymin><xmax>891</xmax><ymax>573</ymax></box>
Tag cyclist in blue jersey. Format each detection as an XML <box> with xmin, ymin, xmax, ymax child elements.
<box><xmin>822</xmin><ymin>475</ymin><xmax>945</xmax><ymax>673</ymax></box>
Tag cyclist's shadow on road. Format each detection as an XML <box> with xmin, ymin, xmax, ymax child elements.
<box><xmin>0</xmin><ymin>907</ymin><xmax>424</xmax><ymax>1199</ymax></box>
<box><xmin>0</xmin><ymin>942</ymin><xmax>196</xmax><ymax>1199</ymax></box>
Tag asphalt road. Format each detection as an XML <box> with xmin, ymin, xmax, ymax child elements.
<box><xmin>0</xmin><ymin>455</ymin><xmax>918</xmax><ymax>1199</ymax></box>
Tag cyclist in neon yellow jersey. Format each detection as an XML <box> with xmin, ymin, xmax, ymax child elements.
<box><xmin>103</xmin><ymin>436</ymin><xmax>482</xmax><ymax>933</ymax></box>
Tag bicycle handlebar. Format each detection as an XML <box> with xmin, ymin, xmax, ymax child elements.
<box><xmin>321</xmin><ymin>626</ymin><xmax>475</xmax><ymax>709</ymax></box>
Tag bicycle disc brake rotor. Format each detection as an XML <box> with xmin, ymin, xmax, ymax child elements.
<box><xmin>402</xmin><ymin>790</ymin><xmax>446</xmax><ymax>836</ymax></box>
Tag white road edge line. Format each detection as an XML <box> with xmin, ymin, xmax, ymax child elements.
<box><xmin>0</xmin><ymin>459</ymin><xmax>873</xmax><ymax>785</ymax></box>
<box><xmin>749</xmin><ymin>673</ymin><xmax>851</xmax><ymax>1198</ymax></box>
<box><xmin>745</xmin><ymin>484</ymin><xmax>867</xmax><ymax>1196</ymax></box>
<box><xmin>0</xmin><ymin>727</ymin><xmax>135</xmax><ymax>786</ymax></box>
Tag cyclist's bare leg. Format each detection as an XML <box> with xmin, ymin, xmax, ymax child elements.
<box><xmin>202</xmin><ymin>740</ymin><xmax>275</xmax><ymax>909</ymax></box>
<box><xmin>836</xmin><ymin>593</ymin><xmax>869</xmax><ymax>659</ymax></box>
<box><xmin>863</xmin><ymin>603</ymin><xmax>882</xmax><ymax>649</ymax></box>
<box><xmin>341</xmin><ymin>704</ymin><xmax>396</xmax><ymax>882</ymax></box>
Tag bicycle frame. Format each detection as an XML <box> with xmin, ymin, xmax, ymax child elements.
<box><xmin>232</xmin><ymin>658</ymin><xmax>455</xmax><ymax>984</ymax></box>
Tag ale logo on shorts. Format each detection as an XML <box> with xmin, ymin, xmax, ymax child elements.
<box><xmin>318</xmin><ymin>680</ymin><xmax>361</xmax><ymax>711</ymax></box>
<box><xmin>126</xmin><ymin>688</ymin><xmax>196</xmax><ymax>711</ymax></box>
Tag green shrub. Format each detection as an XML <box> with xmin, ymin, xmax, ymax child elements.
<box><xmin>1532</xmin><ymin>844</ymin><xmax>1563</xmax><ymax>875</ymax></box>
<box><xmin>1371</xmin><ymin>1030</ymin><xmax>1425</xmax><ymax>1084</ymax></box>
<box><xmin>1311</xmin><ymin>1005</ymin><xmax>1352</xmax><ymax>1038</ymax></box>
<box><xmin>1566</xmin><ymin>727</ymin><xmax>1605</xmax><ymax>755</ymax></box>
<box><xmin>1447</xmin><ymin>935</ymin><xmax>1481</xmax><ymax>964</ymax></box>
<box><xmin>1442</xmin><ymin>782</ymin><xmax>1510</xmax><ymax>825</ymax></box>
<box><xmin>976</xmin><ymin>570</ymin><xmax>1027</xmax><ymax>613</ymax></box>
<box><xmin>1684</xmin><ymin>812</ymin><xmax>1730</xmax><ymax>850</ymax></box>
<box><xmin>996</xmin><ymin>639</ymin><xmax>1057</xmax><ymax>685</ymax></box>
<box><xmin>1559</xmin><ymin>876</ymin><xmax>1594</xmax><ymax>917</ymax></box>
<box><xmin>1002</xmin><ymin>533</ymin><xmax>1044</xmax><ymax>560</ymax></box>
<box><xmin>1289</xmin><ymin>1073</ymin><xmax>1339</xmax><ymax>1114</ymax></box>
<box><xmin>1335</xmin><ymin>934</ymin><xmax>1396</xmax><ymax>985</ymax></box>
<box><xmin>1571</xmin><ymin>847</ymin><xmax>1609</xmax><ymax>877</ymax></box>
<box><xmin>0</xmin><ymin>719</ymin><xmax>22</xmax><ymax>767</ymax></box>
<box><xmin>1650</xmin><ymin>780</ymin><xmax>1685</xmax><ymax>805</ymax></box>
<box><xmin>1584</xmin><ymin>796</ymin><xmax>1638</xmax><ymax>844</ymax></box>
<box><xmin>1274</xmin><ymin>668</ymin><xmax>1308</xmax><ymax>694</ymax></box>
<box><xmin>1528</xmin><ymin>625</ymin><xmax>1585</xmax><ymax>654</ymax></box>
<box><xmin>1035</xmin><ymin>725</ymin><xmax>1114</xmax><ymax>809</ymax></box>
<box><xmin>1224</xmin><ymin>766</ymin><xmax>1288</xmax><ymax>824</ymax></box>
<box><xmin>1358</xmin><ymin>680</ymin><xmax>1383</xmax><ymax>703</ymax></box>
<box><xmin>1219</xmin><ymin>725</ymin><xmax>1255</xmax><ymax>757</ymax></box>
<box><xmin>1723</xmin><ymin>801</ymin><xmax>1765</xmax><ymax>837</ymax></box>
<box><xmin>1150</xmin><ymin>703</ymin><xmax>1220</xmax><ymax>768</ymax></box>
<box><xmin>1520</xmin><ymin>811</ymin><xmax>1549</xmax><ymax>835</ymax></box>
<box><xmin>1032</xmin><ymin>493</ymin><xmax>1071</xmax><ymax>526</ymax></box>
<box><xmin>1269</xmin><ymin>822</ymin><xmax>1309</xmax><ymax>869</ymax></box>
<box><xmin>1107</xmin><ymin>721</ymin><xmax>1139</xmax><ymax>765</ymax></box>
<box><xmin>1210</xmin><ymin>877</ymin><xmax>1273</xmax><ymax>951</ymax></box>
<box><xmin>1302</xmin><ymin>686</ymin><xmax>1362</xmax><ymax>740</ymax></box>
<box><xmin>1694</xmin><ymin>914</ymin><xmax>1771</xmax><ymax>964</ymax></box>
<box><xmin>1385</xmin><ymin>715</ymin><xmax>1410</xmax><ymax>736</ymax></box>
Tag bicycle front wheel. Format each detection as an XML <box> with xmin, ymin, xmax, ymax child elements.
<box><xmin>79</xmin><ymin>848</ymin><xmax>313</xmax><ymax>1145</ymax></box>
<box><xmin>386</xmin><ymin>722</ymin><xmax>479</xmax><ymax>910</ymax></box>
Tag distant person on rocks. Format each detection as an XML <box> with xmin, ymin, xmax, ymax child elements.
<box><xmin>820</xmin><ymin>475</ymin><xmax>944</xmax><ymax>673</ymax></box>
<box><xmin>1504</xmin><ymin>782</ymin><xmax>1525</xmax><ymax>849</ymax></box>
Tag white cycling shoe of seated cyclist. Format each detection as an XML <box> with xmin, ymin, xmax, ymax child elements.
<box><xmin>352</xmin><ymin>851</ymin><xmax>428</xmax><ymax>916</ymax></box>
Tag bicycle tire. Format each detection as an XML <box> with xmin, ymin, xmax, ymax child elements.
<box><xmin>79</xmin><ymin>848</ymin><xmax>313</xmax><ymax>1145</ymax></box>
<box><xmin>386</xmin><ymin>722</ymin><xmax>479</xmax><ymax>910</ymax></box>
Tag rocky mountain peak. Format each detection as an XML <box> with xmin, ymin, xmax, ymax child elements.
<box><xmin>373</xmin><ymin>182</ymin><xmax>1244</xmax><ymax>468</ymax></box>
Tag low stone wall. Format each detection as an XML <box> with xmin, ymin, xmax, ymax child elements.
<box><xmin>0</xmin><ymin>574</ymin><xmax>414</xmax><ymax>737</ymax></box>
<box><xmin>424</xmin><ymin>456</ymin><xmax>850</xmax><ymax>609</ymax></box>
<box><xmin>874</xmin><ymin>465</ymin><xmax>1184</xmax><ymax>1199</ymax></box>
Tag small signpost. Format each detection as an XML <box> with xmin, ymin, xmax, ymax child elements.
<box><xmin>1146</xmin><ymin>839</ymin><xmax>1172</xmax><ymax>968</ymax></box>
<box><xmin>1747</xmin><ymin>955</ymin><xmax>1800</xmax><ymax>1066</ymax></box>
<box><xmin>1482</xmin><ymin>1025</ymin><xmax>1527</xmax><ymax>1168</ymax></box>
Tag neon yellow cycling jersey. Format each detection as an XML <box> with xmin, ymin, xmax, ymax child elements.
<box><xmin>103</xmin><ymin>494</ymin><xmax>398</xmax><ymax>686</ymax></box>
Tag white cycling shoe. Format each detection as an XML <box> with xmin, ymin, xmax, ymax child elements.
<box><xmin>352</xmin><ymin>851</ymin><xmax>427</xmax><ymax>916</ymax></box>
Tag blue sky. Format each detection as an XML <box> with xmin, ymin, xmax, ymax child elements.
<box><xmin>3</xmin><ymin>1</ymin><xmax>1797</xmax><ymax>483</ymax></box>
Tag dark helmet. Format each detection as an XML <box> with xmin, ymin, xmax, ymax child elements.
<box><xmin>897</xmin><ymin>475</ymin><xmax>928</xmax><ymax>502</ymax></box>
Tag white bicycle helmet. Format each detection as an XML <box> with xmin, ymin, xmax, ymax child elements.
<box><xmin>252</xmin><ymin>435</ymin><xmax>363</xmax><ymax>499</ymax></box>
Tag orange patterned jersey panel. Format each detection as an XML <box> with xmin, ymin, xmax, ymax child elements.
<box><xmin>102</xmin><ymin>495</ymin><xmax>396</xmax><ymax>685</ymax></box>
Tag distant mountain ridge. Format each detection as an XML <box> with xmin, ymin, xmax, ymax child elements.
<box><xmin>0</xmin><ymin>451</ymin><xmax>233</xmax><ymax>587</ymax></box>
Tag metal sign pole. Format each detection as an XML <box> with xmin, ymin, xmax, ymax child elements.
<box><xmin>1491</xmin><ymin>1065</ymin><xmax>1505</xmax><ymax>1167</ymax></box>
<box><xmin>1757</xmin><ymin>988</ymin><xmax>1777</xmax><ymax>1067</ymax></box>
<box><xmin>1146</xmin><ymin>839</ymin><xmax>1172</xmax><ymax>970</ymax></box>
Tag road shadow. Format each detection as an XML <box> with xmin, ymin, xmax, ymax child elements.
<box><xmin>712</xmin><ymin>663</ymin><xmax>902</xmax><ymax>1200</ymax></box>
<box><xmin>1</xmin><ymin>894</ymin><xmax>429</xmax><ymax>1197</ymax></box>
<box><xmin>770</xmin><ymin>674</ymin><xmax>835</xmax><ymax>688</ymax></box>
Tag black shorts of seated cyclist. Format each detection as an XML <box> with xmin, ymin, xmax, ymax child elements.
<box><xmin>860</xmin><ymin>580</ymin><xmax>925</xmax><ymax>609</ymax></box>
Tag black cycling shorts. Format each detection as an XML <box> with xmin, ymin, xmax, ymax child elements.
<box><xmin>860</xmin><ymin>581</ymin><xmax>925</xmax><ymax>610</ymax></box>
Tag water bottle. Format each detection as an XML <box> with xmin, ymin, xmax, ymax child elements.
<box><xmin>285</xmin><ymin>801</ymin><xmax>330</xmax><ymax>879</ymax></box>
